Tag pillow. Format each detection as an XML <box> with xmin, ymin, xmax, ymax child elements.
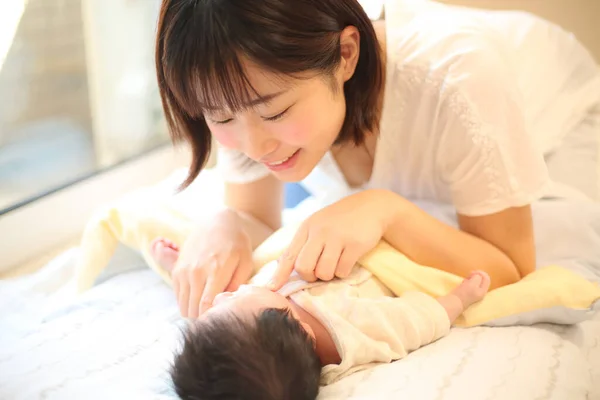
<box><xmin>75</xmin><ymin>190</ymin><xmax>600</xmax><ymax>328</ymax></box>
<box><xmin>544</xmin><ymin>107</ymin><xmax>600</xmax><ymax>202</ymax></box>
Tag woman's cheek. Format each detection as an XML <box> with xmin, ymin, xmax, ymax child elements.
<box><xmin>279</xmin><ymin>119</ymin><xmax>312</xmax><ymax>146</ymax></box>
<box><xmin>210</xmin><ymin>126</ymin><xmax>238</xmax><ymax>149</ymax></box>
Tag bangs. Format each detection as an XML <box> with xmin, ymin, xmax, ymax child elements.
<box><xmin>171</xmin><ymin>50</ymin><xmax>262</xmax><ymax>118</ymax></box>
<box><xmin>165</xmin><ymin>41</ymin><xmax>260</xmax><ymax>119</ymax></box>
<box><xmin>160</xmin><ymin>3</ymin><xmax>278</xmax><ymax>118</ymax></box>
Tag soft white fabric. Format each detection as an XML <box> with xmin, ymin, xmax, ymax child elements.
<box><xmin>216</xmin><ymin>0</ymin><xmax>600</xmax><ymax>215</ymax></box>
<box><xmin>2</xmin><ymin>170</ymin><xmax>600</xmax><ymax>399</ymax></box>
<box><xmin>545</xmin><ymin>104</ymin><xmax>600</xmax><ymax>201</ymax></box>
<box><xmin>250</xmin><ymin>262</ymin><xmax>450</xmax><ymax>385</ymax></box>
<box><xmin>2</xmin><ymin>251</ymin><xmax>598</xmax><ymax>399</ymax></box>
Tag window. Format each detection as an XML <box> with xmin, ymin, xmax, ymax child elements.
<box><xmin>0</xmin><ymin>0</ymin><xmax>168</xmax><ymax>215</ymax></box>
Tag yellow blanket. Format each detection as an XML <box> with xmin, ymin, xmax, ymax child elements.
<box><xmin>74</xmin><ymin>188</ymin><xmax>600</xmax><ymax>327</ymax></box>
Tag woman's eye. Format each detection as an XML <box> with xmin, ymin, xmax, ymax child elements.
<box><xmin>264</xmin><ymin>106</ymin><xmax>291</xmax><ymax>122</ymax></box>
<box><xmin>212</xmin><ymin>118</ymin><xmax>233</xmax><ymax>125</ymax></box>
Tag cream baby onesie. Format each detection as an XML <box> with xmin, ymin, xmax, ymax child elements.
<box><xmin>250</xmin><ymin>262</ymin><xmax>451</xmax><ymax>385</ymax></box>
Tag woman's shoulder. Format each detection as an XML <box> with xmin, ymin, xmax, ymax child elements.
<box><xmin>381</xmin><ymin>1</ymin><xmax>519</xmax><ymax>79</ymax></box>
<box><xmin>384</xmin><ymin>12</ymin><xmax>510</xmax><ymax>77</ymax></box>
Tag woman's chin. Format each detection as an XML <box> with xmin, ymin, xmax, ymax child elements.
<box><xmin>273</xmin><ymin>162</ymin><xmax>314</xmax><ymax>183</ymax></box>
<box><xmin>273</xmin><ymin>169</ymin><xmax>310</xmax><ymax>183</ymax></box>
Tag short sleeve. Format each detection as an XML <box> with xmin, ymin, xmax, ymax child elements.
<box><xmin>216</xmin><ymin>145</ymin><xmax>270</xmax><ymax>184</ymax></box>
<box><xmin>438</xmin><ymin>47</ymin><xmax>550</xmax><ymax>216</ymax></box>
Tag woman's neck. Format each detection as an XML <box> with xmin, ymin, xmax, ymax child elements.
<box><xmin>289</xmin><ymin>299</ymin><xmax>341</xmax><ymax>366</ymax></box>
<box><xmin>331</xmin><ymin>132</ymin><xmax>378</xmax><ymax>188</ymax></box>
<box><xmin>329</xmin><ymin>20</ymin><xmax>386</xmax><ymax>189</ymax></box>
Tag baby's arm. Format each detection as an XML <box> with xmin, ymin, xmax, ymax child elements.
<box><xmin>341</xmin><ymin>290</ymin><xmax>452</xmax><ymax>358</ymax></box>
<box><xmin>346</xmin><ymin>271</ymin><xmax>489</xmax><ymax>355</ymax></box>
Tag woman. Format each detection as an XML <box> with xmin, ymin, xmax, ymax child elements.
<box><xmin>155</xmin><ymin>0</ymin><xmax>600</xmax><ymax>318</ymax></box>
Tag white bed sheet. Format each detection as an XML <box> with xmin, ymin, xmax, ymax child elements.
<box><xmin>1</xmin><ymin>176</ymin><xmax>600</xmax><ymax>399</ymax></box>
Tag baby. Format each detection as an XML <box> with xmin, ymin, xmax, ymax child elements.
<box><xmin>152</xmin><ymin>238</ymin><xmax>490</xmax><ymax>400</ymax></box>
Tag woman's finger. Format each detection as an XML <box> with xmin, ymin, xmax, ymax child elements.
<box><xmin>172</xmin><ymin>269</ymin><xmax>180</xmax><ymax>301</ymax></box>
<box><xmin>269</xmin><ymin>226</ymin><xmax>309</xmax><ymax>290</ymax></box>
<box><xmin>199</xmin><ymin>253</ymin><xmax>239</xmax><ymax>315</ymax></box>
<box><xmin>225</xmin><ymin>252</ymin><xmax>253</xmax><ymax>292</ymax></box>
<box><xmin>294</xmin><ymin>234</ymin><xmax>324</xmax><ymax>283</ymax></box>
<box><xmin>175</xmin><ymin>271</ymin><xmax>191</xmax><ymax>318</ymax></box>
<box><xmin>314</xmin><ymin>240</ymin><xmax>343</xmax><ymax>281</ymax></box>
<box><xmin>335</xmin><ymin>246</ymin><xmax>360</xmax><ymax>279</ymax></box>
<box><xmin>187</xmin><ymin>267</ymin><xmax>206</xmax><ymax>319</ymax></box>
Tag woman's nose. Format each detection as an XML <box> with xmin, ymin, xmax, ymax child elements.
<box><xmin>243</xmin><ymin>123</ymin><xmax>278</xmax><ymax>162</ymax></box>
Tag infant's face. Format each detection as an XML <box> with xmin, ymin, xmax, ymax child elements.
<box><xmin>205</xmin><ymin>284</ymin><xmax>292</xmax><ymax>319</ymax></box>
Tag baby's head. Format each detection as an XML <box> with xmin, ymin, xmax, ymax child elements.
<box><xmin>169</xmin><ymin>285</ymin><xmax>322</xmax><ymax>400</ymax></box>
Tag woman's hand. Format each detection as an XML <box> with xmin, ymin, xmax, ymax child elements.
<box><xmin>268</xmin><ymin>189</ymin><xmax>390</xmax><ymax>290</ymax></box>
<box><xmin>171</xmin><ymin>209</ymin><xmax>255</xmax><ymax>318</ymax></box>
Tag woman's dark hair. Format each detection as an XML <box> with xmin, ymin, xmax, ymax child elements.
<box><xmin>156</xmin><ymin>0</ymin><xmax>384</xmax><ymax>188</ymax></box>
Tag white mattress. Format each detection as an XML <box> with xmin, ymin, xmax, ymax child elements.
<box><xmin>1</xmin><ymin>175</ymin><xmax>600</xmax><ymax>399</ymax></box>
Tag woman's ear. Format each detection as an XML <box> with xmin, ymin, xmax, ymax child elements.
<box><xmin>338</xmin><ymin>25</ymin><xmax>361</xmax><ymax>83</ymax></box>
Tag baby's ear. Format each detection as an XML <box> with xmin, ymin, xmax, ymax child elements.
<box><xmin>299</xmin><ymin>321</ymin><xmax>316</xmax><ymax>342</ymax></box>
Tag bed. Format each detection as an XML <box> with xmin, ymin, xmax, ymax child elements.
<box><xmin>1</xmin><ymin>164</ymin><xmax>600</xmax><ymax>399</ymax></box>
<box><xmin>2</xmin><ymin>1</ymin><xmax>600</xmax><ymax>399</ymax></box>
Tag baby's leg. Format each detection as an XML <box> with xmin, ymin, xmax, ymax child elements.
<box><xmin>436</xmin><ymin>271</ymin><xmax>491</xmax><ymax>324</ymax></box>
<box><xmin>150</xmin><ymin>238</ymin><xmax>180</xmax><ymax>272</ymax></box>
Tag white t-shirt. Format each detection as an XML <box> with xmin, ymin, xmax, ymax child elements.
<box><xmin>216</xmin><ymin>0</ymin><xmax>600</xmax><ymax>216</ymax></box>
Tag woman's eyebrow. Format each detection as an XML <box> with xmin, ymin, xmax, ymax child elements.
<box><xmin>245</xmin><ymin>89</ymin><xmax>288</xmax><ymax>107</ymax></box>
<box><xmin>203</xmin><ymin>89</ymin><xmax>288</xmax><ymax>112</ymax></box>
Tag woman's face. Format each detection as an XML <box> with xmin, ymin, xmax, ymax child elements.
<box><xmin>203</xmin><ymin>26</ymin><xmax>361</xmax><ymax>182</ymax></box>
<box><xmin>204</xmin><ymin>63</ymin><xmax>347</xmax><ymax>182</ymax></box>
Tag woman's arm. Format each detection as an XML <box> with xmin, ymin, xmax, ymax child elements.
<box><xmin>457</xmin><ymin>207</ymin><xmax>535</xmax><ymax>278</ymax></box>
<box><xmin>379</xmin><ymin>190</ymin><xmax>529</xmax><ymax>289</ymax></box>
<box><xmin>224</xmin><ymin>174</ymin><xmax>284</xmax><ymax>249</ymax></box>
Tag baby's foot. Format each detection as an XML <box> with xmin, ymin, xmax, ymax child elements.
<box><xmin>451</xmin><ymin>270</ymin><xmax>491</xmax><ymax>309</ymax></box>
<box><xmin>150</xmin><ymin>238</ymin><xmax>180</xmax><ymax>273</ymax></box>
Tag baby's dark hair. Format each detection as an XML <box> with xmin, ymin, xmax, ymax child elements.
<box><xmin>170</xmin><ymin>308</ymin><xmax>322</xmax><ymax>400</ymax></box>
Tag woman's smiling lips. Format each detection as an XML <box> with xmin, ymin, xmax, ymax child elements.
<box><xmin>263</xmin><ymin>150</ymin><xmax>300</xmax><ymax>171</ymax></box>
